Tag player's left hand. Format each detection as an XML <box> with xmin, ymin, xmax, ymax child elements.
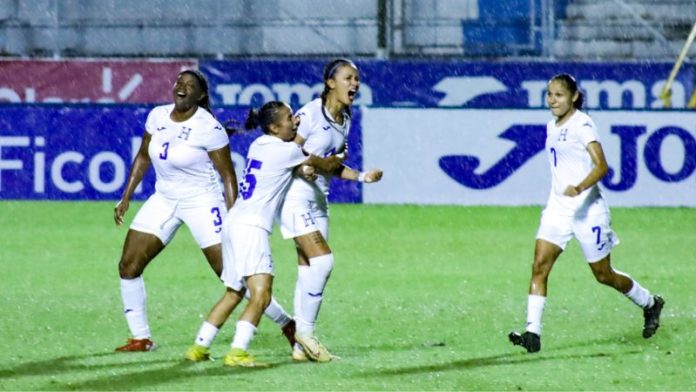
<box><xmin>563</xmin><ymin>185</ymin><xmax>581</xmax><ymax>197</ymax></box>
<box><xmin>363</xmin><ymin>169</ymin><xmax>383</xmax><ymax>183</ymax></box>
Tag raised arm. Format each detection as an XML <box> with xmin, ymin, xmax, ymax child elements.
<box><xmin>208</xmin><ymin>145</ymin><xmax>238</xmax><ymax>210</ymax></box>
<box><xmin>335</xmin><ymin>165</ymin><xmax>383</xmax><ymax>183</ymax></box>
<box><xmin>114</xmin><ymin>131</ymin><xmax>152</xmax><ymax>226</ymax></box>
<box><xmin>302</xmin><ymin>154</ymin><xmax>345</xmax><ymax>176</ymax></box>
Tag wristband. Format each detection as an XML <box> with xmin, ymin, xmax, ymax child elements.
<box><xmin>357</xmin><ymin>172</ymin><xmax>366</xmax><ymax>182</ymax></box>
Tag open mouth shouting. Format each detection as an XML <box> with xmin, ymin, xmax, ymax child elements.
<box><xmin>347</xmin><ymin>87</ymin><xmax>358</xmax><ymax>102</ymax></box>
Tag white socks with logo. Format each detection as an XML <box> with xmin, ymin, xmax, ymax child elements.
<box><xmin>120</xmin><ymin>277</ymin><xmax>150</xmax><ymax>339</ymax></box>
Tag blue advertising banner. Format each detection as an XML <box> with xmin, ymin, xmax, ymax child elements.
<box><xmin>362</xmin><ymin>108</ymin><xmax>696</xmax><ymax>207</ymax></box>
<box><xmin>0</xmin><ymin>105</ymin><xmax>362</xmax><ymax>202</ymax></box>
<box><xmin>201</xmin><ymin>60</ymin><xmax>695</xmax><ymax>109</ymax></box>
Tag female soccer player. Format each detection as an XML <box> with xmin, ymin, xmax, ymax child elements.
<box><xmin>509</xmin><ymin>73</ymin><xmax>664</xmax><ymax>353</ymax></box>
<box><xmin>114</xmin><ymin>70</ymin><xmax>295</xmax><ymax>352</ymax></box>
<box><xmin>278</xmin><ymin>58</ymin><xmax>383</xmax><ymax>362</ymax></box>
<box><xmin>185</xmin><ymin>101</ymin><xmax>344</xmax><ymax>367</ymax></box>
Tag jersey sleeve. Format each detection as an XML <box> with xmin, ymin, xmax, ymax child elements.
<box><xmin>204</xmin><ymin>122</ymin><xmax>230</xmax><ymax>151</ymax></box>
<box><xmin>280</xmin><ymin>142</ymin><xmax>308</xmax><ymax>170</ymax></box>
<box><xmin>577</xmin><ymin>117</ymin><xmax>600</xmax><ymax>147</ymax></box>
<box><xmin>192</xmin><ymin>119</ymin><xmax>229</xmax><ymax>151</ymax></box>
<box><xmin>295</xmin><ymin>107</ymin><xmax>315</xmax><ymax>140</ymax></box>
<box><xmin>143</xmin><ymin>106</ymin><xmax>160</xmax><ymax>135</ymax></box>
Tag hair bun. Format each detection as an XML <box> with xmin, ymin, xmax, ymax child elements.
<box><xmin>245</xmin><ymin>109</ymin><xmax>260</xmax><ymax>130</ymax></box>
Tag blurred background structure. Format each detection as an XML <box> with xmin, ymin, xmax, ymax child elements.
<box><xmin>1</xmin><ymin>0</ymin><xmax>695</xmax><ymax>205</ymax></box>
<box><xmin>1</xmin><ymin>0</ymin><xmax>695</xmax><ymax>60</ymax></box>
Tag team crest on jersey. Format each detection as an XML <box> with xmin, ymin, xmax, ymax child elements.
<box><xmin>178</xmin><ymin>126</ymin><xmax>192</xmax><ymax>140</ymax></box>
<box><xmin>558</xmin><ymin>129</ymin><xmax>568</xmax><ymax>141</ymax></box>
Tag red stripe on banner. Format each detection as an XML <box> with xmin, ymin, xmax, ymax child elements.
<box><xmin>0</xmin><ymin>59</ymin><xmax>197</xmax><ymax>104</ymax></box>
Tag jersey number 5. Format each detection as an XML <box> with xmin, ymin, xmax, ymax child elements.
<box><xmin>239</xmin><ymin>159</ymin><xmax>263</xmax><ymax>200</ymax></box>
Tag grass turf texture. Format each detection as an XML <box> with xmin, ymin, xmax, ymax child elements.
<box><xmin>0</xmin><ymin>202</ymin><xmax>694</xmax><ymax>391</ymax></box>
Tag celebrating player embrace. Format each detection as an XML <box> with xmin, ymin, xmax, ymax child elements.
<box><xmin>185</xmin><ymin>101</ymin><xmax>343</xmax><ymax>367</ymax></box>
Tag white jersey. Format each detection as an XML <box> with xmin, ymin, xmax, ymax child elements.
<box><xmin>145</xmin><ymin>104</ymin><xmax>229</xmax><ymax>199</ymax></box>
<box><xmin>285</xmin><ymin>98</ymin><xmax>350</xmax><ymax>201</ymax></box>
<box><xmin>544</xmin><ymin>110</ymin><xmax>608</xmax><ymax>216</ymax></box>
<box><xmin>227</xmin><ymin>134</ymin><xmax>307</xmax><ymax>232</ymax></box>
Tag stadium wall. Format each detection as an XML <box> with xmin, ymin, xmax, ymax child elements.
<box><xmin>1</xmin><ymin>59</ymin><xmax>694</xmax><ymax>206</ymax></box>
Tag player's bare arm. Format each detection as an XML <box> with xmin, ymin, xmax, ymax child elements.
<box><xmin>335</xmin><ymin>165</ymin><xmax>383</xmax><ymax>183</ymax></box>
<box><xmin>115</xmin><ymin>131</ymin><xmax>152</xmax><ymax>225</ymax></box>
<box><xmin>563</xmin><ymin>141</ymin><xmax>609</xmax><ymax>197</ymax></box>
<box><xmin>208</xmin><ymin>145</ymin><xmax>238</xmax><ymax>210</ymax></box>
<box><xmin>302</xmin><ymin>154</ymin><xmax>345</xmax><ymax>175</ymax></box>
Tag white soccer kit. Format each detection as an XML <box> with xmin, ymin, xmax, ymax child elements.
<box><xmin>130</xmin><ymin>104</ymin><xmax>230</xmax><ymax>248</ymax></box>
<box><xmin>537</xmin><ymin>110</ymin><xmax>618</xmax><ymax>262</ymax></box>
<box><xmin>221</xmin><ymin>135</ymin><xmax>308</xmax><ymax>291</ymax></box>
<box><xmin>145</xmin><ymin>104</ymin><xmax>229</xmax><ymax>199</ymax></box>
<box><xmin>279</xmin><ymin>98</ymin><xmax>350</xmax><ymax>239</ymax></box>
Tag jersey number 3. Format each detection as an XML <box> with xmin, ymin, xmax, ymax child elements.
<box><xmin>159</xmin><ymin>142</ymin><xmax>170</xmax><ymax>160</ymax></box>
<box><xmin>240</xmin><ymin>159</ymin><xmax>263</xmax><ymax>200</ymax></box>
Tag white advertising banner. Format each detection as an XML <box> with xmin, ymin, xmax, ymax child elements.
<box><xmin>362</xmin><ymin>108</ymin><xmax>696</xmax><ymax>207</ymax></box>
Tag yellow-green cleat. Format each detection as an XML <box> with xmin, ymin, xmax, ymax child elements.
<box><xmin>185</xmin><ymin>344</ymin><xmax>210</xmax><ymax>362</ymax></box>
<box><xmin>224</xmin><ymin>348</ymin><xmax>267</xmax><ymax>368</ymax></box>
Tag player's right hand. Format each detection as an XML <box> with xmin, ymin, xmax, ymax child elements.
<box><xmin>298</xmin><ymin>164</ymin><xmax>318</xmax><ymax>182</ymax></box>
<box><xmin>363</xmin><ymin>169</ymin><xmax>383</xmax><ymax>183</ymax></box>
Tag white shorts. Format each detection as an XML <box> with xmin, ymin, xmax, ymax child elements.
<box><xmin>278</xmin><ymin>198</ymin><xmax>329</xmax><ymax>240</ymax></box>
<box><xmin>220</xmin><ymin>223</ymin><xmax>274</xmax><ymax>292</ymax></box>
<box><xmin>130</xmin><ymin>191</ymin><xmax>226</xmax><ymax>248</ymax></box>
<box><xmin>536</xmin><ymin>210</ymin><xmax>620</xmax><ymax>263</ymax></box>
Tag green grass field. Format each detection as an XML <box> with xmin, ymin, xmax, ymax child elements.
<box><xmin>0</xmin><ymin>202</ymin><xmax>694</xmax><ymax>391</ymax></box>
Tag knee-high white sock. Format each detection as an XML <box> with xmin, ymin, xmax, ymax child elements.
<box><xmin>194</xmin><ymin>321</ymin><xmax>219</xmax><ymax>348</ymax></box>
<box><xmin>231</xmin><ymin>320</ymin><xmax>256</xmax><ymax>351</ymax></box>
<box><xmin>120</xmin><ymin>277</ymin><xmax>151</xmax><ymax>339</ymax></box>
<box><xmin>294</xmin><ymin>265</ymin><xmax>305</xmax><ymax>320</ymax></box>
<box><xmin>295</xmin><ymin>254</ymin><xmax>334</xmax><ymax>336</ymax></box>
<box><xmin>624</xmin><ymin>278</ymin><xmax>654</xmax><ymax>308</ymax></box>
<box><xmin>526</xmin><ymin>294</ymin><xmax>546</xmax><ymax>335</ymax></box>
<box><xmin>293</xmin><ymin>267</ymin><xmax>307</xmax><ymax>352</ymax></box>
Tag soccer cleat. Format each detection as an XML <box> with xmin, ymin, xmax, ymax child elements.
<box><xmin>281</xmin><ymin>319</ymin><xmax>297</xmax><ymax>348</ymax></box>
<box><xmin>294</xmin><ymin>333</ymin><xmax>333</xmax><ymax>362</ymax></box>
<box><xmin>291</xmin><ymin>346</ymin><xmax>309</xmax><ymax>362</ymax></box>
<box><xmin>642</xmin><ymin>295</ymin><xmax>665</xmax><ymax>338</ymax></box>
<box><xmin>509</xmin><ymin>331</ymin><xmax>541</xmax><ymax>353</ymax></box>
<box><xmin>115</xmin><ymin>338</ymin><xmax>157</xmax><ymax>352</ymax></box>
<box><xmin>224</xmin><ymin>348</ymin><xmax>266</xmax><ymax>368</ymax></box>
<box><xmin>185</xmin><ymin>344</ymin><xmax>210</xmax><ymax>362</ymax></box>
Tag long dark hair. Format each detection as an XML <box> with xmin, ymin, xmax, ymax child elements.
<box><xmin>550</xmin><ymin>73</ymin><xmax>584</xmax><ymax>110</ymax></box>
<box><xmin>320</xmin><ymin>58</ymin><xmax>357</xmax><ymax>121</ymax></box>
<box><xmin>225</xmin><ymin>101</ymin><xmax>288</xmax><ymax>136</ymax></box>
<box><xmin>179</xmin><ymin>69</ymin><xmax>213</xmax><ymax>114</ymax></box>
